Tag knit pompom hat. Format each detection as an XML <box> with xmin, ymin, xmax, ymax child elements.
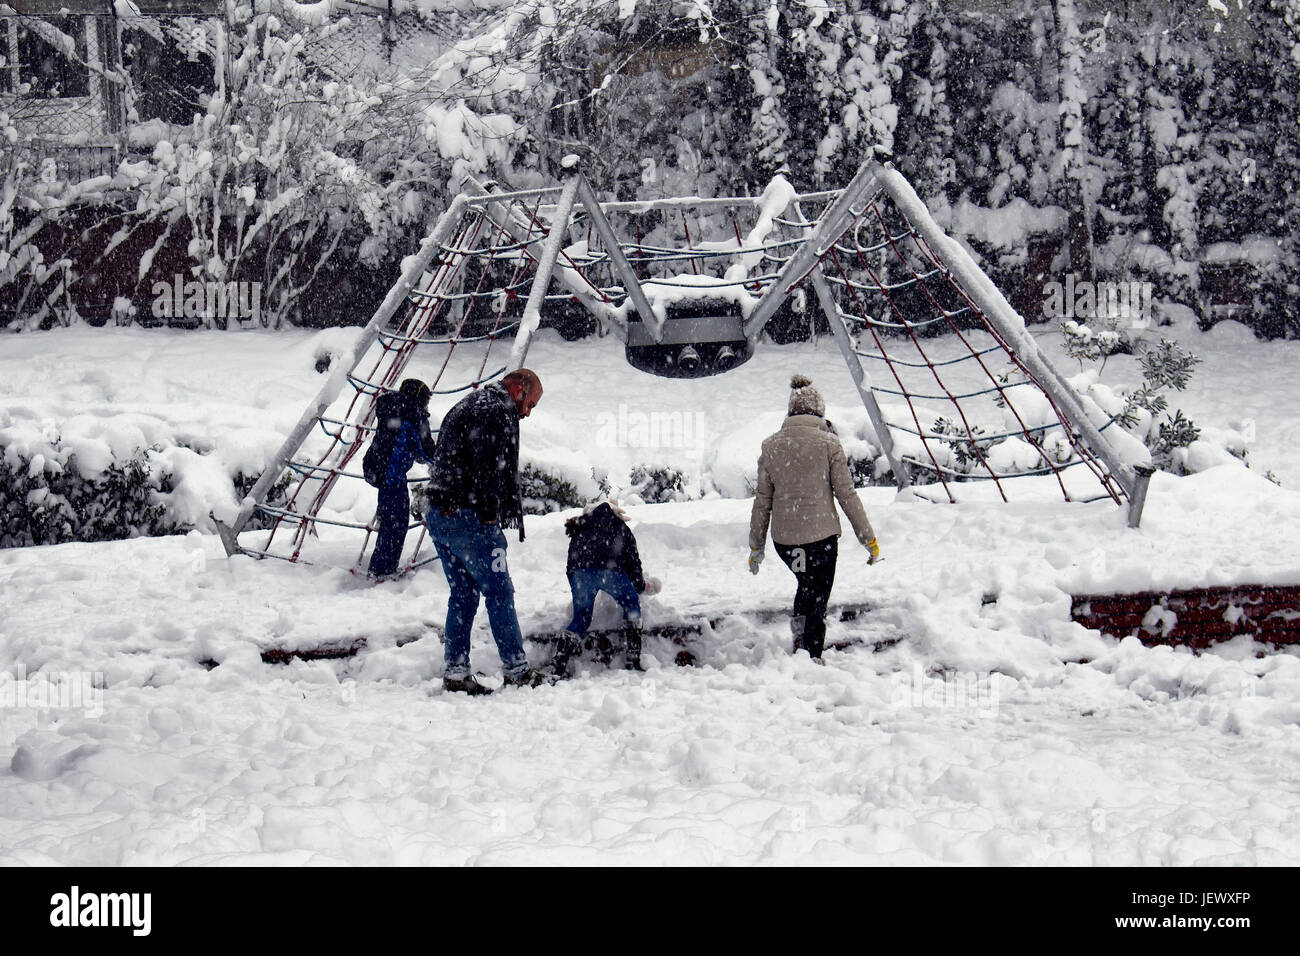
<box><xmin>788</xmin><ymin>374</ymin><xmax>825</xmax><ymax>417</ymax></box>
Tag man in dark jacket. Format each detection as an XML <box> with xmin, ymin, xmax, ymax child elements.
<box><xmin>363</xmin><ymin>378</ymin><xmax>437</xmax><ymax>579</ymax></box>
<box><xmin>424</xmin><ymin>368</ymin><xmax>548</xmax><ymax>694</ymax></box>
<box><xmin>551</xmin><ymin>500</ymin><xmax>661</xmax><ymax>675</ymax></box>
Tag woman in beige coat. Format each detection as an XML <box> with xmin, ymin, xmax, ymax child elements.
<box><xmin>748</xmin><ymin>375</ymin><xmax>881</xmax><ymax>660</ymax></box>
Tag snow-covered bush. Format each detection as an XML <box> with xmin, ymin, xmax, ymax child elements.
<box><xmin>518</xmin><ymin>462</ymin><xmax>586</xmax><ymax>515</ymax></box>
<box><xmin>1061</xmin><ymin>317</ymin><xmax>1133</xmax><ymax>367</ymax></box>
<box><xmin>3</xmin><ymin>6</ymin><xmax>522</xmax><ymax>330</ymax></box>
<box><xmin>1067</xmin><ymin>333</ymin><xmax>1217</xmax><ymax>476</ymax></box>
<box><xmin>116</xmin><ymin>8</ymin><xmax>451</xmax><ymax>328</ymax></box>
<box><xmin>0</xmin><ymin>449</ymin><xmax>180</xmax><ymax>547</ymax></box>
<box><xmin>928</xmin><ymin>417</ymin><xmax>994</xmax><ymax>477</ymax></box>
<box><xmin>1148</xmin><ymin>409</ymin><xmax>1200</xmax><ymax>472</ymax></box>
<box><xmin>230</xmin><ymin>468</ymin><xmax>293</xmax><ymax>532</ymax></box>
<box><xmin>0</xmin><ymin>438</ymin><xmax>291</xmax><ymax>547</ymax></box>
<box><xmin>627</xmin><ymin>463</ymin><xmax>688</xmax><ymax>504</ymax></box>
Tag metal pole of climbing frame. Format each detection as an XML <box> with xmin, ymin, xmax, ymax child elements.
<box><xmin>790</xmin><ymin>204</ymin><xmax>911</xmax><ymax>492</ymax></box>
<box><xmin>215</xmin><ymin>193</ymin><xmax>471</xmax><ymax>552</ymax></box>
<box><xmin>507</xmin><ymin>157</ymin><xmax>582</xmax><ymax>370</ymax></box>
<box><xmin>574</xmin><ymin>173</ymin><xmax>664</xmax><ymax>342</ymax></box>
<box><xmin>462</xmin><ymin>176</ymin><xmax>622</xmax><ymax>338</ymax></box>
<box><xmin>742</xmin><ymin>164</ymin><xmax>884</xmax><ymax>340</ymax></box>
<box><xmin>813</xmin><ymin>269</ymin><xmax>912</xmax><ymax>492</ymax></box>
<box><xmin>872</xmin><ymin>163</ymin><xmax>1149</xmax><ymax>522</ymax></box>
<box><xmin>1126</xmin><ymin>465</ymin><xmax>1155</xmax><ymax>528</ymax></box>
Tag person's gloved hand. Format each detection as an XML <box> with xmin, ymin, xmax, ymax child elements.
<box><xmin>748</xmin><ymin>548</ymin><xmax>764</xmax><ymax>575</ymax></box>
<box><xmin>643</xmin><ymin>576</ymin><xmax>662</xmax><ymax>596</ymax></box>
<box><xmin>865</xmin><ymin>537</ymin><xmax>881</xmax><ymax>565</ymax></box>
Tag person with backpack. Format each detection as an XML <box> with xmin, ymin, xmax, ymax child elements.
<box><xmin>748</xmin><ymin>374</ymin><xmax>881</xmax><ymax>662</ymax></box>
<box><xmin>549</xmin><ymin>500</ymin><xmax>661</xmax><ymax>677</ymax></box>
<box><xmin>423</xmin><ymin>368</ymin><xmax>551</xmax><ymax>694</ymax></box>
<box><xmin>362</xmin><ymin>378</ymin><xmax>438</xmax><ymax>580</ymax></box>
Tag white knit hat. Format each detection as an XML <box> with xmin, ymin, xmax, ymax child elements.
<box><xmin>788</xmin><ymin>374</ymin><xmax>825</xmax><ymax>417</ymax></box>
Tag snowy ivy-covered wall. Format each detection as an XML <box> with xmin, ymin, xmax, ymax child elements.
<box><xmin>1</xmin><ymin>0</ymin><xmax>1297</xmax><ymax>334</ymax></box>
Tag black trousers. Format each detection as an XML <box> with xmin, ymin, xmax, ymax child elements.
<box><xmin>774</xmin><ymin>535</ymin><xmax>838</xmax><ymax>657</ymax></box>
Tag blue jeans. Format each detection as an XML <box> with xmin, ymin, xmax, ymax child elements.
<box><xmin>566</xmin><ymin>569</ymin><xmax>642</xmax><ymax>635</ymax></box>
<box><xmin>368</xmin><ymin>482</ymin><xmax>410</xmax><ymax>577</ymax></box>
<box><xmin>425</xmin><ymin>509</ymin><xmax>528</xmax><ymax>680</ymax></box>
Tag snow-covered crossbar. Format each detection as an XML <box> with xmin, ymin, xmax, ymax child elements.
<box><xmin>217</xmin><ymin>155</ymin><xmax>1153</xmax><ymax>573</ymax></box>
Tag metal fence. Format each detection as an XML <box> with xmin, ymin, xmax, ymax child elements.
<box><xmin>1</xmin><ymin>7</ymin><xmax>467</xmax><ymax>185</ymax></box>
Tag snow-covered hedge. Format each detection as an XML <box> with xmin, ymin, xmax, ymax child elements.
<box><xmin>0</xmin><ymin>447</ymin><xmax>180</xmax><ymax>547</ymax></box>
<box><xmin>7</xmin><ymin>1</ymin><xmax>1299</xmax><ymax>336</ymax></box>
<box><xmin>0</xmin><ymin>438</ymin><xmax>291</xmax><ymax>548</ymax></box>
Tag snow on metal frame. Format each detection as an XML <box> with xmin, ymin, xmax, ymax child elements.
<box><xmin>217</xmin><ymin>192</ymin><xmax>471</xmax><ymax>547</ymax></box>
<box><xmin>872</xmin><ymin>163</ymin><xmax>1153</xmax><ymax>523</ymax></box>
<box><xmin>218</xmin><ymin>156</ymin><xmax>1160</xmax><ymax>560</ymax></box>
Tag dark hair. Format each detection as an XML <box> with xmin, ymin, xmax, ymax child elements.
<box><xmin>399</xmin><ymin>378</ymin><xmax>431</xmax><ymax>407</ymax></box>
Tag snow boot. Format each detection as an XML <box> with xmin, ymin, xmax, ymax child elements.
<box><xmin>504</xmin><ymin>667</ymin><xmax>552</xmax><ymax>688</ymax></box>
<box><xmin>549</xmin><ymin>629</ymin><xmax>581</xmax><ymax>678</ymax></box>
<box><xmin>443</xmin><ymin>674</ymin><xmax>492</xmax><ymax>696</ymax></box>
<box><xmin>790</xmin><ymin>615</ymin><xmax>806</xmax><ymax>655</ymax></box>
<box><xmin>623</xmin><ymin>621</ymin><xmax>644</xmax><ymax>671</ymax></box>
<box><xmin>804</xmin><ymin>615</ymin><xmax>827</xmax><ymax>660</ymax></box>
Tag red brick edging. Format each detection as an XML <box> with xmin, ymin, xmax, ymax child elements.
<box><xmin>1071</xmin><ymin>585</ymin><xmax>1300</xmax><ymax>649</ymax></box>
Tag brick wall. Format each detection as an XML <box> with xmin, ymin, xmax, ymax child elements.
<box><xmin>1071</xmin><ymin>586</ymin><xmax>1300</xmax><ymax>650</ymax></box>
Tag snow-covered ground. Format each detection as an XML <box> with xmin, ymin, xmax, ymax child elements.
<box><xmin>2</xmin><ymin>320</ymin><xmax>1300</xmax><ymax>865</ymax></box>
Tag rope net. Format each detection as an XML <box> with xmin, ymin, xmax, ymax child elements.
<box><xmin>246</xmin><ymin>190</ymin><xmax>570</xmax><ymax>573</ymax></box>
<box><xmin>243</xmin><ymin>173</ymin><xmax>1128</xmax><ymax>573</ymax></box>
<box><xmin>793</xmin><ymin>185</ymin><xmax>1128</xmax><ymax>505</ymax></box>
<box><xmin>243</xmin><ymin>184</ymin><xmax>830</xmax><ymax>572</ymax></box>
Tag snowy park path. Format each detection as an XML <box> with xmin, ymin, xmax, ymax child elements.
<box><xmin>3</xmin><ymin>321</ymin><xmax>1300</xmax><ymax>864</ymax></box>
<box><xmin>2</xmin><ymin>485</ymin><xmax>1299</xmax><ymax>866</ymax></box>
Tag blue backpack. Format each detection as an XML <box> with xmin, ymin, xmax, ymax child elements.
<box><xmin>362</xmin><ymin>380</ymin><xmax>433</xmax><ymax>487</ymax></box>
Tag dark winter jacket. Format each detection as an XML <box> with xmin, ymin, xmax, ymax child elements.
<box><xmin>565</xmin><ymin>503</ymin><xmax>646</xmax><ymax>593</ymax></box>
<box><xmin>363</xmin><ymin>391</ymin><xmax>437</xmax><ymax>488</ymax></box>
<box><xmin>424</xmin><ymin>383</ymin><xmax>524</xmax><ymax>535</ymax></box>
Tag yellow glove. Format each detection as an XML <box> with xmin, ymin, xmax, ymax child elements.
<box><xmin>866</xmin><ymin>537</ymin><xmax>881</xmax><ymax>565</ymax></box>
<box><xmin>748</xmin><ymin>547</ymin><xmax>764</xmax><ymax>575</ymax></box>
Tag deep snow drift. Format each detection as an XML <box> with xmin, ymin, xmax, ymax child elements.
<box><xmin>1</xmin><ymin>320</ymin><xmax>1299</xmax><ymax>865</ymax></box>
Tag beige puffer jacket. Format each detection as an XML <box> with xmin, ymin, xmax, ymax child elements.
<box><xmin>749</xmin><ymin>415</ymin><xmax>875</xmax><ymax>549</ymax></box>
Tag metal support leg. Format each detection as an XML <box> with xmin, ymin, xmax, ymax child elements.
<box><xmin>1126</xmin><ymin>464</ymin><xmax>1155</xmax><ymax>528</ymax></box>
<box><xmin>574</xmin><ymin>174</ymin><xmax>663</xmax><ymax>341</ymax></box>
<box><xmin>811</xmin><ymin>269</ymin><xmax>911</xmax><ymax>492</ymax></box>
<box><xmin>507</xmin><ymin>160</ymin><xmax>582</xmax><ymax>370</ymax></box>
